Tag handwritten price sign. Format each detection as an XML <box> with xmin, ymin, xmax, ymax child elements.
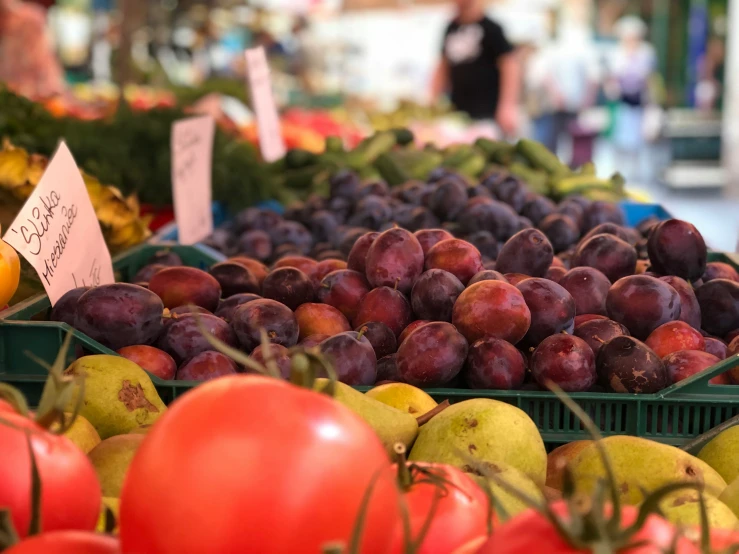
<box><xmin>171</xmin><ymin>115</ymin><xmax>215</xmax><ymax>245</ymax></box>
<box><xmin>245</xmin><ymin>47</ymin><xmax>286</xmax><ymax>162</ymax></box>
<box><xmin>3</xmin><ymin>142</ymin><xmax>114</xmax><ymax>306</ymax></box>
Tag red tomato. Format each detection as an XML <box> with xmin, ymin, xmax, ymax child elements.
<box><xmin>4</xmin><ymin>531</ymin><xmax>120</xmax><ymax>554</ymax></box>
<box><xmin>390</xmin><ymin>463</ymin><xmax>489</xmax><ymax>554</ymax></box>
<box><xmin>0</xmin><ymin>399</ymin><xmax>17</xmax><ymax>413</ymax></box>
<box><xmin>0</xmin><ymin>413</ymin><xmax>100</xmax><ymax>538</ymax></box>
<box><xmin>476</xmin><ymin>501</ymin><xmax>699</xmax><ymax>553</ymax></box>
<box><xmin>120</xmin><ymin>375</ymin><xmax>400</xmax><ymax>554</ymax></box>
<box><xmin>688</xmin><ymin>527</ymin><xmax>739</xmax><ymax>551</ymax></box>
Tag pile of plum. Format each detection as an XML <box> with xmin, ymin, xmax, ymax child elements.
<box><xmin>52</xmin><ymin>169</ymin><xmax>739</xmax><ymax>391</ymax></box>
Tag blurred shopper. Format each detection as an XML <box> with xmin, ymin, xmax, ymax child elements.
<box><xmin>527</xmin><ymin>33</ymin><xmax>599</xmax><ymax>161</ymax></box>
<box><xmin>606</xmin><ymin>16</ymin><xmax>657</xmax><ymax>180</ymax></box>
<box><xmin>430</xmin><ymin>0</ymin><xmax>520</xmax><ymax>135</ymax></box>
<box><xmin>0</xmin><ymin>0</ymin><xmax>64</xmax><ymax>98</ymax></box>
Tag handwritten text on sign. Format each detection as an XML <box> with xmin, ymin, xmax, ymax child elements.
<box><xmin>3</xmin><ymin>142</ymin><xmax>114</xmax><ymax>306</ymax></box>
<box><xmin>172</xmin><ymin>116</ymin><xmax>215</xmax><ymax>245</ymax></box>
<box><xmin>245</xmin><ymin>47</ymin><xmax>286</xmax><ymax>163</ymax></box>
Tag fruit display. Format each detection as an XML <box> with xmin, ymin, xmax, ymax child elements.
<box><xmin>1</xmin><ymin>334</ymin><xmax>739</xmax><ymax>554</ymax></box>
<box><xmin>0</xmin><ymin>140</ymin><xmax>152</xmax><ymax>254</ymax></box>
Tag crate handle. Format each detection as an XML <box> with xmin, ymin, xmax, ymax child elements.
<box><xmin>658</xmin><ymin>353</ymin><xmax>739</xmax><ymax>397</ymax></box>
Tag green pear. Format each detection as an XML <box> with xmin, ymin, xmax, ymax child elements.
<box><xmin>569</xmin><ymin>436</ymin><xmax>727</xmax><ymax>505</ymax></box>
<box><xmin>53</xmin><ymin>413</ymin><xmax>101</xmax><ymax>454</ymax></box>
<box><xmin>698</xmin><ymin>425</ymin><xmax>739</xmax><ymax>485</ymax></box>
<box><xmin>408</xmin><ymin>398</ymin><xmax>547</xmax><ymax>486</ymax></box>
<box><xmin>88</xmin><ymin>434</ymin><xmax>145</xmax><ymax>497</ymax></box>
<box><xmin>719</xmin><ymin>476</ymin><xmax>739</xmax><ymax>518</ymax></box>
<box><xmin>316</xmin><ymin>379</ymin><xmax>418</xmax><ymax>457</ymax></box>
<box><xmin>660</xmin><ymin>490</ymin><xmax>739</xmax><ymax>531</ymax></box>
<box><xmin>365</xmin><ymin>383</ymin><xmax>437</xmax><ymax>416</ymax></box>
<box><xmin>468</xmin><ymin>461</ymin><xmax>545</xmax><ymax>521</ymax></box>
<box><xmin>65</xmin><ymin>355</ymin><xmax>166</xmax><ymax>439</ymax></box>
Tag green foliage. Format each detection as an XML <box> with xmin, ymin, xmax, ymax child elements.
<box><xmin>0</xmin><ymin>88</ymin><xmax>273</xmax><ymax>208</ymax></box>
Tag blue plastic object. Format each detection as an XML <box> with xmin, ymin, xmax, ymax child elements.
<box><xmin>618</xmin><ymin>202</ymin><xmax>674</xmax><ymax>227</ymax></box>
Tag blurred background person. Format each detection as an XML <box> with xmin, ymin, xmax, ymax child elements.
<box><xmin>0</xmin><ymin>0</ymin><xmax>65</xmax><ymax>98</ymax></box>
<box><xmin>606</xmin><ymin>15</ymin><xmax>658</xmax><ymax>182</ymax></box>
<box><xmin>429</xmin><ymin>0</ymin><xmax>520</xmax><ymax>136</ymax></box>
<box><xmin>526</xmin><ymin>10</ymin><xmax>600</xmax><ymax>165</ymax></box>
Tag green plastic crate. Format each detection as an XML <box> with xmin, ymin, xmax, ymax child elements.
<box><xmin>0</xmin><ymin>242</ymin><xmax>226</xmax><ymax>322</ymax></box>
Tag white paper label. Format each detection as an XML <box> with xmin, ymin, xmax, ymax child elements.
<box><xmin>171</xmin><ymin>116</ymin><xmax>216</xmax><ymax>245</ymax></box>
<box><xmin>245</xmin><ymin>47</ymin><xmax>286</xmax><ymax>162</ymax></box>
<box><xmin>3</xmin><ymin>142</ymin><xmax>114</xmax><ymax>306</ymax></box>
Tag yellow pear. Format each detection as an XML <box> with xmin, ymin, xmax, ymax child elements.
<box><xmin>365</xmin><ymin>383</ymin><xmax>437</xmax><ymax>416</ymax></box>
<box><xmin>660</xmin><ymin>490</ymin><xmax>739</xmax><ymax>531</ymax></box>
<box><xmin>51</xmin><ymin>413</ymin><xmax>101</xmax><ymax>454</ymax></box>
<box><xmin>96</xmin><ymin>497</ymin><xmax>120</xmax><ymax>534</ymax></box>
<box><xmin>316</xmin><ymin>379</ymin><xmax>418</xmax><ymax>457</ymax></box>
<box><xmin>570</xmin><ymin>436</ymin><xmax>727</xmax><ymax>505</ymax></box>
<box><xmin>88</xmin><ymin>434</ymin><xmax>145</xmax><ymax>497</ymax></box>
<box><xmin>65</xmin><ymin>355</ymin><xmax>166</xmax><ymax>439</ymax></box>
<box><xmin>469</xmin><ymin>461</ymin><xmax>545</xmax><ymax>520</ymax></box>
<box><xmin>408</xmin><ymin>398</ymin><xmax>547</xmax><ymax>486</ymax></box>
<box><xmin>698</xmin><ymin>425</ymin><xmax>739</xmax><ymax>485</ymax></box>
<box><xmin>719</xmin><ymin>475</ymin><xmax>739</xmax><ymax>518</ymax></box>
<box><xmin>546</xmin><ymin>440</ymin><xmax>593</xmax><ymax>491</ymax></box>
<box><xmin>128</xmin><ymin>424</ymin><xmax>153</xmax><ymax>435</ymax></box>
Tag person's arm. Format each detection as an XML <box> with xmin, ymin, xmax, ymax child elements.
<box><xmin>430</xmin><ymin>57</ymin><xmax>449</xmax><ymax>104</ymax></box>
<box><xmin>496</xmin><ymin>50</ymin><xmax>520</xmax><ymax>135</ymax></box>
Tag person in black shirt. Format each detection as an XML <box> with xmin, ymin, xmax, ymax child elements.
<box><xmin>431</xmin><ymin>0</ymin><xmax>520</xmax><ymax>134</ymax></box>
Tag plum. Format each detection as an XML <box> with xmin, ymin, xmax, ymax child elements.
<box><xmin>583</xmin><ymin>201</ymin><xmax>625</xmax><ymax>231</ymax></box>
<box><xmin>209</xmin><ymin>262</ymin><xmax>260</xmax><ymax>297</ymax></box>
<box><xmin>398</xmin><ymin>320</ymin><xmax>431</xmax><ymax>346</ymax></box>
<box><xmin>465</xmin><ymin>230</ymin><xmax>500</xmax><ymax>261</ymax></box>
<box><xmin>176</xmin><ymin>351</ymin><xmax>238</xmax><ymax>381</ymax></box>
<box><xmin>504</xmin><ymin>273</ymin><xmax>531</xmax><ymax>286</ymax></box>
<box><xmin>464</xmin><ymin>337</ymin><xmax>526</xmax><ymax>390</ymax></box>
<box><xmin>695</xmin><ymin>279</ymin><xmax>739</xmax><ymax>337</ymax></box>
<box><xmin>230</xmin><ymin>299</ymin><xmax>299</xmax><ymax>352</ymax></box>
<box><xmin>428</xmin><ymin>178</ymin><xmax>468</xmax><ymax>221</ymax></box>
<box><xmin>574</xmin><ymin>314</ymin><xmax>609</xmax><ymax>327</ymax></box>
<box><xmin>214</xmin><ymin>293</ymin><xmax>261</xmax><ymax>322</ymax></box>
<box><xmin>159</xmin><ymin>313</ymin><xmax>236</xmax><ymax>365</ymax></box>
<box><xmin>702</xmin><ymin>262</ymin><xmax>739</xmax><ymax>283</ymax></box>
<box><xmin>149</xmin><ymin>267</ymin><xmax>221</xmax><ymax>312</ymax></box>
<box><xmin>468</xmin><ymin>270</ymin><xmax>508</xmax><ymax>286</ymax></box>
<box><xmin>516</xmin><ymin>278</ymin><xmax>576</xmax><ymax>346</ymax></box>
<box><xmin>75</xmin><ymin>284</ymin><xmax>164</xmax><ymax>350</ymax></box>
<box><xmin>495</xmin><ymin>229</ymin><xmax>554</xmax><ymax>277</ymax></box>
<box><xmin>414</xmin><ymin>229</ymin><xmax>454</xmax><ymax>256</ymax></box>
<box><xmin>269</xmin><ymin>221</ymin><xmax>312</xmax><ymax>255</ymax></box>
<box><xmin>229</xmin><ymin>257</ymin><xmax>269</xmax><ymax>287</ymax></box>
<box><xmin>355</xmin><ymin>321</ymin><xmax>397</xmax><ymax>359</ymax></box>
<box><xmin>148</xmin><ymin>249</ymin><xmax>183</xmax><ymax>266</ymax></box>
<box><xmin>354</xmin><ymin>286</ymin><xmax>413</xmax><ymax>338</ymax></box>
<box><xmin>237</xmin><ymin>230</ymin><xmax>272</xmax><ymax>261</ymax></box>
<box><xmin>663</xmin><ymin>350</ymin><xmax>723</xmax><ymax>385</ymax></box>
<box><xmin>424</xmin><ymin>239</ymin><xmax>484</xmax><ymax>285</ymax></box>
<box><xmin>573</xmin><ymin>234</ymin><xmax>637</xmax><ymax>283</ymax></box>
<box><xmin>295</xmin><ymin>303</ymin><xmax>351</xmax><ymax>340</ymax></box>
<box><xmin>250</xmin><ymin>344</ymin><xmax>291</xmax><ymax>379</ymax></box>
<box><xmin>309</xmin><ymin>210</ymin><xmax>341</xmax><ymax>244</ymax></box>
<box><xmin>396</xmin><ymin>322</ymin><xmax>468</xmax><ymax>387</ymax></box>
<box><xmin>645</xmin><ymin>321</ymin><xmax>705</xmax><ymax>358</ymax></box>
<box><xmin>606</xmin><ymin>275</ymin><xmax>681</xmax><ymax>340</ymax></box>
<box><xmin>117</xmin><ymin>345</ymin><xmax>176</xmax><ymax>380</ymax></box>
<box><xmin>329</xmin><ymin>169</ymin><xmax>361</xmax><ymax>199</ymax></box>
<box><xmin>272</xmin><ymin>256</ymin><xmax>318</xmax><ymax>278</ymax></box>
<box><xmin>704</xmin><ymin>337</ymin><xmax>728</xmax><ymax>360</ymax></box>
<box><xmin>299</xmin><ymin>334</ymin><xmax>330</xmax><ymax>348</ymax></box>
<box><xmin>647</xmin><ymin>219</ymin><xmax>707</xmax><ymax>281</ymax></box>
<box><xmin>452</xmin><ymin>281</ymin><xmax>531</xmax><ymax>344</ymax></box>
<box><xmin>365</xmin><ymin>228</ymin><xmax>424</xmax><ymax>294</ymax></box>
<box><xmin>319</xmin><ymin>331</ymin><xmax>377</xmax><ymax>385</ymax></box>
<box><xmin>456</xmin><ymin>198</ymin><xmax>519</xmax><ymax>241</ymax></box>
<box><xmin>312</xmin><ymin>259</ymin><xmax>348</xmax><ymax>286</ymax></box>
<box><xmin>559</xmin><ymin>267</ymin><xmax>611</xmax><ymax>316</ymax></box>
<box><xmin>659</xmin><ymin>276</ymin><xmax>702</xmax><ymax>331</ymax></box>
<box><xmin>531</xmin><ymin>334</ymin><xmax>596</xmax><ymax>392</ymax></box>
<box><xmin>376</xmin><ymin>354</ymin><xmax>402</xmax><ymax>382</ymax></box>
<box><xmin>538</xmin><ymin>214</ymin><xmax>580</xmax><ymax>253</ymax></box>
<box><xmin>596</xmin><ymin>336</ymin><xmax>666</xmax><ymax>393</ymax></box>
<box><xmin>573</xmin><ymin>318</ymin><xmax>629</xmax><ymax>357</ymax></box>
<box><xmin>348</xmin><ymin>195</ymin><xmax>393</xmax><ymax>229</ymax></box>
<box><xmin>317</xmin><ymin>269</ymin><xmax>371</xmax><ymax>322</ymax></box>
<box><xmin>133</xmin><ymin>264</ymin><xmax>167</xmax><ymax>284</ymax></box>
<box><xmin>521</xmin><ymin>196</ymin><xmax>556</xmax><ymax>226</ymax></box>
<box><xmin>262</xmin><ymin>267</ymin><xmax>314</xmax><ymax>310</ymax></box>
<box><xmin>49</xmin><ymin>286</ymin><xmax>90</xmax><ymax>327</ymax></box>
<box><xmin>545</xmin><ymin>266</ymin><xmax>568</xmax><ymax>284</ymax></box>
<box><xmin>411</xmin><ymin>269</ymin><xmax>464</xmax><ymax>322</ymax></box>
<box><xmin>581</xmin><ymin>223</ymin><xmax>631</xmax><ymax>244</ymax></box>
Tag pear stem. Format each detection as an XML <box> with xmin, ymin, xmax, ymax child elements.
<box><xmin>416</xmin><ymin>400</ymin><xmax>450</xmax><ymax>426</ymax></box>
<box><xmin>394</xmin><ymin>443</ymin><xmax>413</xmax><ymax>490</ymax></box>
